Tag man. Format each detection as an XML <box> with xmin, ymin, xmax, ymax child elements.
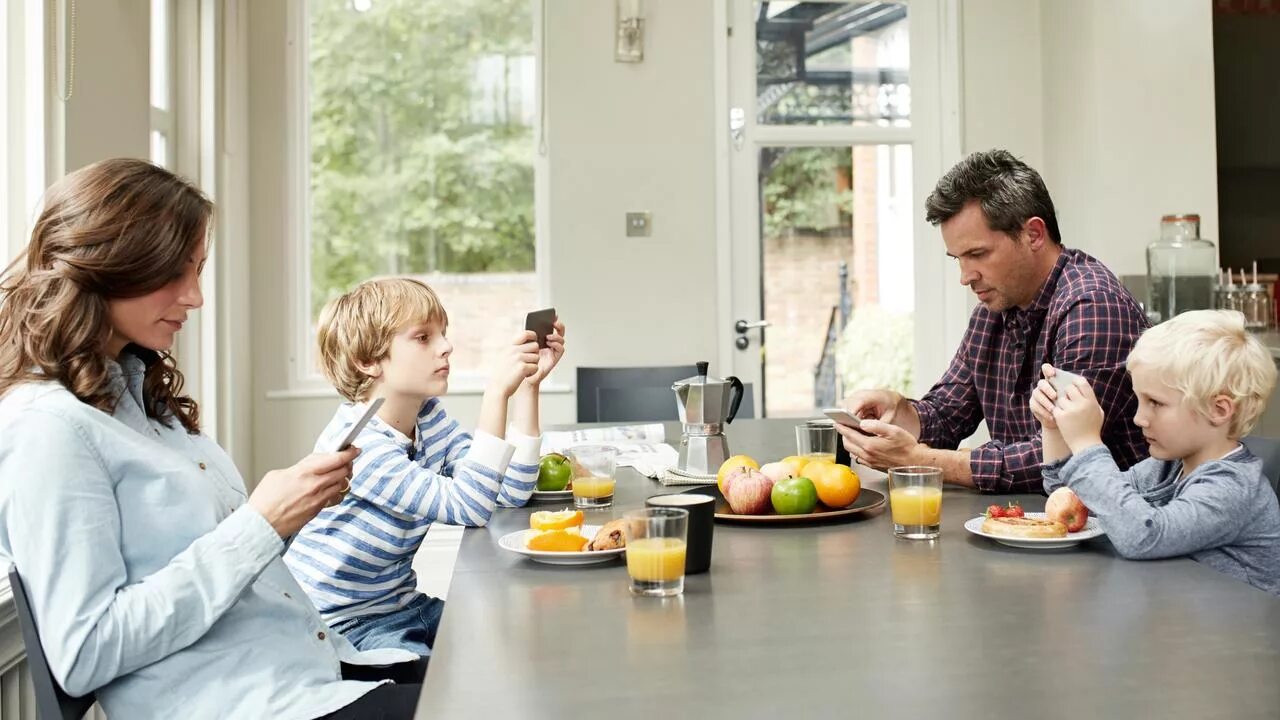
<box><xmin>840</xmin><ymin>149</ymin><xmax>1149</xmax><ymax>493</ymax></box>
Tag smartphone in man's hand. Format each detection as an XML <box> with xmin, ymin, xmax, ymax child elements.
<box><xmin>822</xmin><ymin>407</ymin><xmax>875</xmax><ymax>436</ymax></box>
<box><xmin>525</xmin><ymin>308</ymin><xmax>556</xmax><ymax>349</ymax></box>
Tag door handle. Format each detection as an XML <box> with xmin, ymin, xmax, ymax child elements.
<box><xmin>734</xmin><ymin>319</ymin><xmax>770</xmax><ymax>334</ymax></box>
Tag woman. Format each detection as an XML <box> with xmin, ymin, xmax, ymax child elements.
<box><xmin>0</xmin><ymin>159</ymin><xmax>424</xmax><ymax>719</ymax></box>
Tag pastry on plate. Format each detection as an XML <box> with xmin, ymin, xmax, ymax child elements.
<box><xmin>980</xmin><ymin>515</ymin><xmax>1068</xmax><ymax>539</ymax></box>
<box><xmin>588</xmin><ymin>518</ymin><xmax>627</xmax><ymax>551</ymax></box>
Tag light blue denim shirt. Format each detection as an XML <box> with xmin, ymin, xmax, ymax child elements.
<box><xmin>0</xmin><ymin>353</ymin><xmax>417</xmax><ymax>719</ymax></box>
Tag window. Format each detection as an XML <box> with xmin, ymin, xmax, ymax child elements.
<box><xmin>149</xmin><ymin>0</ymin><xmax>175</xmax><ymax>168</ymax></box>
<box><xmin>1</xmin><ymin>1</ymin><xmax>47</xmax><ymax>265</ymax></box>
<box><xmin>295</xmin><ymin>0</ymin><xmax>543</xmax><ymax>387</ymax></box>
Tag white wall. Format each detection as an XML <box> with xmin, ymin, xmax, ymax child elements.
<box><xmin>960</xmin><ymin>0</ymin><xmax>1045</xmax><ymax>168</ymax></box>
<box><xmin>247</xmin><ymin>0</ymin><xmax>717</xmax><ymax>480</ymax></box>
<box><xmin>961</xmin><ymin>0</ymin><xmax>1218</xmax><ymax>279</ymax></box>
<box><xmin>60</xmin><ymin>0</ymin><xmax>149</xmax><ymax>173</ymax></box>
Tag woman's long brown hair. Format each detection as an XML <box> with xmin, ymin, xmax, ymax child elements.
<box><xmin>0</xmin><ymin>158</ymin><xmax>213</xmax><ymax>432</ymax></box>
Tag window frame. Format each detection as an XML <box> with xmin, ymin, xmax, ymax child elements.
<box><xmin>2</xmin><ymin>0</ymin><xmax>49</xmax><ymax>267</ymax></box>
<box><xmin>281</xmin><ymin>0</ymin><xmax>552</xmax><ymax>396</ymax></box>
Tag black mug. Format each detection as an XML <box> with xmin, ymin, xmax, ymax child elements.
<box><xmin>646</xmin><ymin>493</ymin><xmax>715</xmax><ymax>574</ymax></box>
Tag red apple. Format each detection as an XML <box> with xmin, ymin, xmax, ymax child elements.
<box><xmin>724</xmin><ymin>468</ymin><xmax>774</xmax><ymax>515</ymax></box>
<box><xmin>1045</xmin><ymin>487</ymin><xmax>1089</xmax><ymax>532</ymax></box>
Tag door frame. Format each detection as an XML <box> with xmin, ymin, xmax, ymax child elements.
<box><xmin>713</xmin><ymin>0</ymin><xmax>967</xmax><ymax>414</ymax></box>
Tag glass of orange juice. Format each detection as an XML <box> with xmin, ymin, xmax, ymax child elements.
<box><xmin>795</xmin><ymin>419</ymin><xmax>837</xmax><ymax>462</ymax></box>
<box><xmin>623</xmin><ymin>507</ymin><xmax>689</xmax><ymax>597</ymax></box>
<box><xmin>568</xmin><ymin>444</ymin><xmax>618</xmax><ymax>509</ymax></box>
<box><xmin>888</xmin><ymin>466</ymin><xmax>943</xmax><ymax>540</ymax></box>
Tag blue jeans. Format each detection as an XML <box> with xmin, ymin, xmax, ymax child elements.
<box><xmin>331</xmin><ymin>594</ymin><xmax>445</xmax><ymax>656</ymax></box>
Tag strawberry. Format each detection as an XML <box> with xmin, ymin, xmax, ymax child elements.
<box><xmin>985</xmin><ymin>504</ymin><xmax>1005</xmax><ymax>518</ymax></box>
<box><xmin>1003</xmin><ymin>502</ymin><xmax>1025</xmax><ymax>518</ymax></box>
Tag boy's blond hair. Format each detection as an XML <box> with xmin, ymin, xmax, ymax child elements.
<box><xmin>1126</xmin><ymin>309</ymin><xmax>1277</xmax><ymax>438</ymax></box>
<box><xmin>317</xmin><ymin>277</ymin><xmax>449</xmax><ymax>401</ymax></box>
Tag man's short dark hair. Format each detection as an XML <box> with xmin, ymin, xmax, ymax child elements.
<box><xmin>924</xmin><ymin>149</ymin><xmax>1061</xmax><ymax>245</ymax></box>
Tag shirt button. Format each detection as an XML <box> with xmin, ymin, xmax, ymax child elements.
<box><xmin>198</xmin><ymin>462</ymin><xmax>207</xmax><ymax>470</ymax></box>
<box><xmin>317</xmin><ymin>631</ymin><xmax>327</xmax><ymax>641</ymax></box>
<box><xmin>283</xmin><ymin>592</ymin><xmax>292</xmax><ymax>599</ymax></box>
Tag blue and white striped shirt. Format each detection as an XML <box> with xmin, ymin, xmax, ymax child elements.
<box><xmin>284</xmin><ymin>398</ymin><xmax>539</xmax><ymax>624</ymax></box>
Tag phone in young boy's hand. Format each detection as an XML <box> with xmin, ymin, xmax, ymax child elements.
<box><xmin>1047</xmin><ymin>369</ymin><xmax>1085</xmax><ymax>408</ymax></box>
<box><xmin>525</xmin><ymin>308</ymin><xmax>556</xmax><ymax>349</ymax></box>
<box><xmin>330</xmin><ymin>397</ymin><xmax>384</xmax><ymax>452</ymax></box>
<box><xmin>822</xmin><ymin>407</ymin><xmax>875</xmax><ymax>436</ymax></box>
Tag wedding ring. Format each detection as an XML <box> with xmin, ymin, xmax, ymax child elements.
<box><xmin>340</xmin><ymin>478</ymin><xmax>352</xmax><ymax>494</ymax></box>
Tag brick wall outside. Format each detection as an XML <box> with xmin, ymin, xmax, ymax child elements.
<box><xmin>762</xmin><ymin>231</ymin><xmax>860</xmax><ymax>417</ymax></box>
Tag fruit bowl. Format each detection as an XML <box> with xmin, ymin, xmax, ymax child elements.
<box><xmin>681</xmin><ymin>486</ymin><xmax>886</xmax><ymax>524</ymax></box>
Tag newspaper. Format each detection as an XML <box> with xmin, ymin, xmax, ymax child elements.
<box><xmin>540</xmin><ymin>423</ymin><xmax>679</xmax><ymax>479</ymax></box>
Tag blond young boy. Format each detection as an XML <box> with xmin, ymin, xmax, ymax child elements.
<box><xmin>284</xmin><ymin>278</ymin><xmax>565</xmax><ymax>654</ymax></box>
<box><xmin>1030</xmin><ymin>309</ymin><xmax>1280</xmax><ymax>595</ymax></box>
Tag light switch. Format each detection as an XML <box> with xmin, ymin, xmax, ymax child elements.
<box><xmin>626</xmin><ymin>212</ymin><xmax>651</xmax><ymax>237</ymax></box>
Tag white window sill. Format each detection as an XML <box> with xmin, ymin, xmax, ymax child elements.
<box><xmin>265</xmin><ymin>382</ymin><xmax>572</xmax><ymax>401</ymax></box>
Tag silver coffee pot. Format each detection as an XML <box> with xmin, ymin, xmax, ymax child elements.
<box><xmin>672</xmin><ymin>361</ymin><xmax>745</xmax><ymax>475</ymax></box>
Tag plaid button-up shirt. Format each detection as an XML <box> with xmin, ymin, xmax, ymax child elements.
<box><xmin>912</xmin><ymin>248</ymin><xmax>1150</xmax><ymax>493</ymax></box>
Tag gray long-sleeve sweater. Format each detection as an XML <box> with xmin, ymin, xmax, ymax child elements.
<box><xmin>1043</xmin><ymin>443</ymin><xmax>1280</xmax><ymax>596</ymax></box>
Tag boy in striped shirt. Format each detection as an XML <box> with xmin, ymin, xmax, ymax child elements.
<box><xmin>285</xmin><ymin>278</ymin><xmax>565</xmax><ymax>655</ymax></box>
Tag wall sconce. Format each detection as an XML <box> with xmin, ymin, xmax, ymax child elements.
<box><xmin>615</xmin><ymin>0</ymin><xmax>645</xmax><ymax>63</ymax></box>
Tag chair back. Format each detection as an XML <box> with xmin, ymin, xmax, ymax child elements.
<box><xmin>577</xmin><ymin>366</ymin><xmax>756</xmax><ymax>423</ymax></box>
<box><xmin>1242</xmin><ymin>436</ymin><xmax>1280</xmax><ymax>497</ymax></box>
<box><xmin>7</xmin><ymin>565</ymin><xmax>97</xmax><ymax>720</ymax></box>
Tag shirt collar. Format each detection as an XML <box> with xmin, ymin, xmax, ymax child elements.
<box><xmin>1003</xmin><ymin>247</ymin><xmax>1071</xmax><ymax>325</ymax></box>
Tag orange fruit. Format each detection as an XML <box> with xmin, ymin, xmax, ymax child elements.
<box><xmin>526</xmin><ymin>529</ymin><xmax>589</xmax><ymax>552</ymax></box>
<box><xmin>716</xmin><ymin>455</ymin><xmax>759</xmax><ymax>494</ymax></box>
<box><xmin>530</xmin><ymin>509</ymin><xmax>584</xmax><ymax>531</ymax></box>
<box><xmin>804</xmin><ymin>462</ymin><xmax>861</xmax><ymax>508</ymax></box>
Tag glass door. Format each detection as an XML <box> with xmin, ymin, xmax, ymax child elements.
<box><xmin>724</xmin><ymin>0</ymin><xmax>950</xmax><ymax>417</ymax></box>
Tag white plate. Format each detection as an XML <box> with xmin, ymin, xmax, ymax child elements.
<box><xmin>498</xmin><ymin>525</ymin><xmax>626</xmax><ymax>565</ymax></box>
<box><xmin>530</xmin><ymin>488</ymin><xmax>573</xmax><ymax>502</ymax></box>
<box><xmin>964</xmin><ymin>512</ymin><xmax>1105</xmax><ymax>550</ymax></box>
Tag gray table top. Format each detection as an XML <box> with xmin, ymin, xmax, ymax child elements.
<box><xmin>415</xmin><ymin>419</ymin><xmax>1280</xmax><ymax>719</ymax></box>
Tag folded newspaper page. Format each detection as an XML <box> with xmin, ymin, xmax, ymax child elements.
<box><xmin>540</xmin><ymin>424</ymin><xmax>679</xmax><ymax>478</ymax></box>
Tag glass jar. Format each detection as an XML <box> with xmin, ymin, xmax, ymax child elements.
<box><xmin>1146</xmin><ymin>214</ymin><xmax>1217</xmax><ymax>324</ymax></box>
<box><xmin>1242</xmin><ymin>282</ymin><xmax>1274</xmax><ymax>332</ymax></box>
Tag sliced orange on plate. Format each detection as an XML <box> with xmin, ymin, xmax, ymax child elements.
<box><xmin>526</xmin><ymin>529</ymin><xmax>589</xmax><ymax>552</ymax></box>
<box><xmin>530</xmin><ymin>509</ymin><xmax>584</xmax><ymax>531</ymax></box>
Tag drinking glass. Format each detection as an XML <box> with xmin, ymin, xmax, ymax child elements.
<box><xmin>888</xmin><ymin>466</ymin><xmax>943</xmax><ymax>540</ymax></box>
<box><xmin>795</xmin><ymin>419</ymin><xmax>837</xmax><ymax>462</ymax></box>
<box><xmin>568</xmin><ymin>444</ymin><xmax>618</xmax><ymax>509</ymax></box>
<box><xmin>624</xmin><ymin>507</ymin><xmax>689</xmax><ymax>597</ymax></box>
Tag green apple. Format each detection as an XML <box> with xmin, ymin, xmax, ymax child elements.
<box><xmin>537</xmin><ymin>453</ymin><xmax>572</xmax><ymax>491</ymax></box>
<box><xmin>771</xmin><ymin>476</ymin><xmax>818</xmax><ymax>515</ymax></box>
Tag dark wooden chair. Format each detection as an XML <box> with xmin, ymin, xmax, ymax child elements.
<box><xmin>1242</xmin><ymin>435</ymin><xmax>1280</xmax><ymax>497</ymax></box>
<box><xmin>7</xmin><ymin>565</ymin><xmax>96</xmax><ymax>720</ymax></box>
<box><xmin>577</xmin><ymin>366</ymin><xmax>755</xmax><ymax>423</ymax></box>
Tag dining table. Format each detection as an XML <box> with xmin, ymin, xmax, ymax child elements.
<box><xmin>414</xmin><ymin>419</ymin><xmax>1280</xmax><ymax>719</ymax></box>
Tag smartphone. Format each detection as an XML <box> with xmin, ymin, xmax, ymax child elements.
<box><xmin>330</xmin><ymin>397</ymin><xmax>385</xmax><ymax>452</ymax></box>
<box><xmin>525</xmin><ymin>308</ymin><xmax>557</xmax><ymax>349</ymax></box>
<box><xmin>822</xmin><ymin>407</ymin><xmax>874</xmax><ymax>436</ymax></box>
<box><xmin>1047</xmin><ymin>369</ymin><xmax>1085</xmax><ymax>407</ymax></box>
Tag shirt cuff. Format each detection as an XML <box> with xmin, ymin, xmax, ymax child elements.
<box><xmin>229</xmin><ymin>504</ymin><xmax>287</xmax><ymax>564</ymax></box>
<box><xmin>910</xmin><ymin>399</ymin><xmax>942</xmax><ymax>448</ymax></box>
<box><xmin>967</xmin><ymin>444</ymin><xmax>1004</xmax><ymax>493</ymax></box>
<box><xmin>466</xmin><ymin>430</ymin><xmax>516</xmax><ymax>476</ymax></box>
<box><xmin>504</xmin><ymin>427</ymin><xmax>543</xmax><ymax>463</ymax></box>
